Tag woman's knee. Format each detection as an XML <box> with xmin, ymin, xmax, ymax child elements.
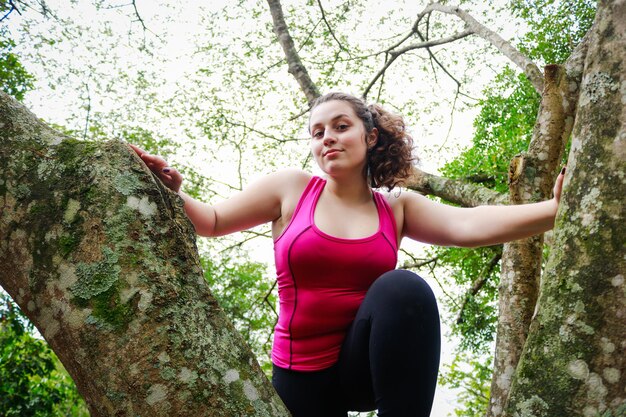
<box><xmin>368</xmin><ymin>269</ymin><xmax>438</xmax><ymax>312</ymax></box>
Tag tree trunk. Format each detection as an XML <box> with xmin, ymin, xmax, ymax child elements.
<box><xmin>504</xmin><ymin>0</ymin><xmax>625</xmax><ymax>415</ymax></box>
<box><xmin>487</xmin><ymin>61</ymin><xmax>582</xmax><ymax>417</ymax></box>
<box><xmin>0</xmin><ymin>92</ymin><xmax>289</xmax><ymax>416</ymax></box>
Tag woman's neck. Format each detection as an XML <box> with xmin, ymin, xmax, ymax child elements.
<box><xmin>323</xmin><ymin>173</ymin><xmax>372</xmax><ymax>205</ymax></box>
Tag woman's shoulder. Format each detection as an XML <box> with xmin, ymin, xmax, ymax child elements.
<box><xmin>273</xmin><ymin>168</ymin><xmax>313</xmax><ymax>180</ymax></box>
<box><xmin>376</xmin><ymin>188</ymin><xmax>405</xmax><ymax>208</ymax></box>
<box><xmin>271</xmin><ymin>168</ymin><xmax>313</xmax><ymax>186</ymax></box>
<box><xmin>374</xmin><ymin>188</ymin><xmax>410</xmax><ymax>242</ymax></box>
<box><xmin>262</xmin><ymin>168</ymin><xmax>313</xmax><ymax>200</ymax></box>
<box><xmin>378</xmin><ymin>187</ymin><xmax>429</xmax><ymax>208</ymax></box>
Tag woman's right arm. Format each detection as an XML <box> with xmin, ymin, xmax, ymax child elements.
<box><xmin>182</xmin><ymin>171</ymin><xmax>295</xmax><ymax>237</ymax></box>
<box><xmin>129</xmin><ymin>144</ymin><xmax>303</xmax><ymax>237</ymax></box>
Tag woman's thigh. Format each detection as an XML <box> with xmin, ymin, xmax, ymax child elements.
<box><xmin>272</xmin><ymin>364</ymin><xmax>347</xmax><ymax>417</ymax></box>
<box><xmin>338</xmin><ymin>269</ymin><xmax>441</xmax><ymax>416</ymax></box>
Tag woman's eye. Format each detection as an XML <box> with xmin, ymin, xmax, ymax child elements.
<box><xmin>337</xmin><ymin>124</ymin><xmax>349</xmax><ymax>130</ymax></box>
<box><xmin>312</xmin><ymin>130</ymin><xmax>323</xmax><ymax>138</ymax></box>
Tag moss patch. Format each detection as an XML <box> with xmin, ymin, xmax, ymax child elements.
<box><xmin>114</xmin><ymin>171</ymin><xmax>142</xmax><ymax>196</ymax></box>
<box><xmin>58</xmin><ymin>234</ymin><xmax>80</xmax><ymax>258</ymax></box>
<box><xmin>71</xmin><ymin>247</ymin><xmax>121</xmax><ymax>299</ymax></box>
<box><xmin>90</xmin><ymin>285</ymin><xmax>134</xmax><ymax>331</ymax></box>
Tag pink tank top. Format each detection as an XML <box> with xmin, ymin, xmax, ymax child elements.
<box><xmin>272</xmin><ymin>176</ymin><xmax>398</xmax><ymax>371</ymax></box>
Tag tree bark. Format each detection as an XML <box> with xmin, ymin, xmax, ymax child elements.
<box><xmin>486</xmin><ymin>60</ymin><xmax>583</xmax><ymax>417</ymax></box>
<box><xmin>407</xmin><ymin>168</ymin><xmax>507</xmax><ymax>207</ymax></box>
<box><xmin>0</xmin><ymin>92</ymin><xmax>289</xmax><ymax>416</ymax></box>
<box><xmin>504</xmin><ymin>0</ymin><xmax>625</xmax><ymax>415</ymax></box>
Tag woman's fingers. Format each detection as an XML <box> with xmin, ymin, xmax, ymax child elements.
<box><xmin>127</xmin><ymin>143</ymin><xmax>183</xmax><ymax>192</ymax></box>
<box><xmin>143</xmin><ymin>153</ymin><xmax>166</xmax><ymax>167</ymax></box>
<box><xmin>128</xmin><ymin>143</ymin><xmax>146</xmax><ymax>156</ymax></box>
<box><xmin>554</xmin><ymin>166</ymin><xmax>566</xmax><ymax>204</ymax></box>
<box><xmin>161</xmin><ymin>167</ymin><xmax>183</xmax><ymax>192</ymax></box>
<box><xmin>128</xmin><ymin>144</ymin><xmax>165</xmax><ymax>167</ymax></box>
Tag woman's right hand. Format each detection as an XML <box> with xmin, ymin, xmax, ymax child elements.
<box><xmin>129</xmin><ymin>144</ymin><xmax>183</xmax><ymax>193</ymax></box>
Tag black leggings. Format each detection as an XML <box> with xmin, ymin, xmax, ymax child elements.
<box><xmin>272</xmin><ymin>270</ymin><xmax>441</xmax><ymax>417</ymax></box>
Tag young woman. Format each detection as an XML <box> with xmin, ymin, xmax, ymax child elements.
<box><xmin>130</xmin><ymin>92</ymin><xmax>564</xmax><ymax>417</ymax></box>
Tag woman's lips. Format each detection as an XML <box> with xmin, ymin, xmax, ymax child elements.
<box><xmin>324</xmin><ymin>149</ymin><xmax>340</xmax><ymax>157</ymax></box>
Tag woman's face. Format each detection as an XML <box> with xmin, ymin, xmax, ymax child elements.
<box><xmin>309</xmin><ymin>100</ymin><xmax>376</xmax><ymax>178</ymax></box>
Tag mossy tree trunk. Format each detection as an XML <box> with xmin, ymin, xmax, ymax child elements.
<box><xmin>504</xmin><ymin>1</ymin><xmax>625</xmax><ymax>415</ymax></box>
<box><xmin>0</xmin><ymin>91</ymin><xmax>288</xmax><ymax>416</ymax></box>
<box><xmin>487</xmin><ymin>62</ymin><xmax>583</xmax><ymax>417</ymax></box>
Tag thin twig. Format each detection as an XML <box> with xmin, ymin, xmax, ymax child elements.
<box><xmin>316</xmin><ymin>0</ymin><xmax>351</xmax><ymax>57</ymax></box>
<box><xmin>289</xmin><ymin>106</ymin><xmax>311</xmax><ymax>122</ymax></box>
<box><xmin>437</xmin><ymin>87</ymin><xmax>459</xmax><ymax>152</ymax></box>
<box><xmin>247</xmin><ymin>18</ymin><xmax>322</xmax><ymax>83</ymax></box>
<box><xmin>131</xmin><ymin>0</ymin><xmax>147</xmax><ymax>32</ymax></box>
<box><xmin>416</xmin><ymin>2</ymin><xmax>544</xmax><ymax>93</ymax></box>
<box><xmin>424</xmin><ymin>13</ymin><xmax>439</xmax><ymax>83</ymax></box>
<box><xmin>0</xmin><ymin>0</ymin><xmax>21</xmax><ymax>22</ymax></box>
<box><xmin>362</xmin><ymin>30</ymin><xmax>473</xmax><ymax>99</ymax></box>
<box><xmin>263</xmin><ymin>280</ymin><xmax>278</xmax><ymax>317</ymax></box>
<box><xmin>455</xmin><ymin>250</ymin><xmax>502</xmax><ymax>324</ymax></box>
<box><xmin>223</xmin><ymin>118</ymin><xmax>307</xmax><ymax>143</ymax></box>
<box><xmin>416</xmin><ymin>26</ymin><xmax>463</xmax><ymax>92</ymax></box>
<box><xmin>82</xmin><ymin>82</ymin><xmax>91</xmax><ymax>141</ymax></box>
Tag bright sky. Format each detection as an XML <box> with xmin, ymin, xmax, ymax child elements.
<box><xmin>4</xmin><ymin>1</ymin><xmax>528</xmax><ymax>415</ymax></box>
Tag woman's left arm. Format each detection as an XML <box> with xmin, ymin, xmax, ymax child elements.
<box><xmin>401</xmin><ymin>168</ymin><xmax>565</xmax><ymax>248</ymax></box>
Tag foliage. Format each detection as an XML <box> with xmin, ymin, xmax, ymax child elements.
<box><xmin>441</xmin><ymin>68</ymin><xmax>540</xmax><ymax>192</ymax></box>
<box><xmin>439</xmin><ymin>352</ymin><xmax>492</xmax><ymax>417</ymax></box>
<box><xmin>0</xmin><ymin>294</ymin><xmax>88</xmax><ymax>417</ymax></box>
<box><xmin>511</xmin><ymin>0</ymin><xmax>597</xmax><ymax>64</ymax></box>
<box><xmin>439</xmin><ymin>246</ymin><xmax>502</xmax><ymax>352</ymax></box>
<box><xmin>0</xmin><ymin>32</ymin><xmax>35</xmax><ymax>101</ymax></box>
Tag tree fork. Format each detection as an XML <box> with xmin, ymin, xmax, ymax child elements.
<box><xmin>416</xmin><ymin>3</ymin><xmax>544</xmax><ymax>93</ymax></box>
<box><xmin>0</xmin><ymin>92</ymin><xmax>289</xmax><ymax>416</ymax></box>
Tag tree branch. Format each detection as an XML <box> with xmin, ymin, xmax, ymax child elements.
<box><xmin>407</xmin><ymin>168</ymin><xmax>507</xmax><ymax>207</ymax></box>
<box><xmin>362</xmin><ymin>29</ymin><xmax>473</xmax><ymax>99</ymax></box>
<box><xmin>266</xmin><ymin>0</ymin><xmax>320</xmax><ymax>104</ymax></box>
<box><xmin>316</xmin><ymin>0</ymin><xmax>349</xmax><ymax>56</ymax></box>
<box><xmin>130</xmin><ymin>0</ymin><xmax>147</xmax><ymax>31</ymax></box>
<box><xmin>223</xmin><ymin>118</ymin><xmax>307</xmax><ymax>143</ymax></box>
<box><xmin>487</xmin><ymin>59</ymin><xmax>585</xmax><ymax>416</ymax></box>
<box><xmin>0</xmin><ymin>0</ymin><xmax>21</xmax><ymax>22</ymax></box>
<box><xmin>416</xmin><ymin>3</ymin><xmax>544</xmax><ymax>93</ymax></box>
<box><xmin>0</xmin><ymin>91</ymin><xmax>290</xmax><ymax>416</ymax></box>
<box><xmin>400</xmin><ymin>256</ymin><xmax>438</xmax><ymax>270</ymax></box>
<box><xmin>455</xmin><ymin>250</ymin><xmax>502</xmax><ymax>324</ymax></box>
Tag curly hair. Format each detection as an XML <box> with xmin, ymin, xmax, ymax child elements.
<box><xmin>309</xmin><ymin>92</ymin><xmax>416</xmax><ymax>190</ymax></box>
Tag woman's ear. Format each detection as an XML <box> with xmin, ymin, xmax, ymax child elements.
<box><xmin>367</xmin><ymin>128</ymin><xmax>379</xmax><ymax>149</ymax></box>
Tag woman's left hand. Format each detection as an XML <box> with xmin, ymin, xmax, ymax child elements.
<box><xmin>553</xmin><ymin>166</ymin><xmax>566</xmax><ymax>206</ymax></box>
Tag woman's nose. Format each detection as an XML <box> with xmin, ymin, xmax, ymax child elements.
<box><xmin>323</xmin><ymin>132</ymin><xmax>336</xmax><ymax>145</ymax></box>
